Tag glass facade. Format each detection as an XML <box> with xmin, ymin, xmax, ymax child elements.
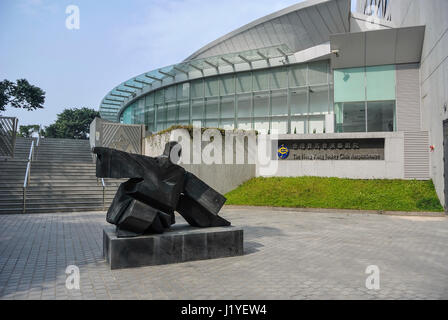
<box><xmin>334</xmin><ymin>65</ymin><xmax>396</xmax><ymax>133</ymax></box>
<box><xmin>120</xmin><ymin>61</ymin><xmax>333</xmax><ymax>134</ymax></box>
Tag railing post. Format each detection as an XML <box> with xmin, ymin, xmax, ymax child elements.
<box><xmin>22</xmin><ymin>187</ymin><xmax>26</xmax><ymax>214</ymax></box>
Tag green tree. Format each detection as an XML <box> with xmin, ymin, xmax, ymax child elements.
<box><xmin>44</xmin><ymin>108</ymin><xmax>100</xmax><ymax>139</ymax></box>
<box><xmin>18</xmin><ymin>124</ymin><xmax>40</xmax><ymax>138</ymax></box>
<box><xmin>0</xmin><ymin>79</ymin><xmax>45</xmax><ymax>113</ymax></box>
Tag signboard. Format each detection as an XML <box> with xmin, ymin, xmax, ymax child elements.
<box><xmin>275</xmin><ymin>138</ymin><xmax>385</xmax><ymax>160</ymax></box>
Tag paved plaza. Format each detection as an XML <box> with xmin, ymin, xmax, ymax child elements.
<box><xmin>0</xmin><ymin>207</ymin><xmax>447</xmax><ymax>300</ymax></box>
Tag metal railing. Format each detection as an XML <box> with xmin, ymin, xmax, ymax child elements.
<box><xmin>0</xmin><ymin>116</ymin><xmax>18</xmax><ymax>158</ymax></box>
<box><xmin>22</xmin><ymin>125</ymin><xmax>42</xmax><ymax>213</ymax></box>
<box><xmin>101</xmin><ymin>178</ymin><xmax>106</xmax><ymax>210</ymax></box>
<box><xmin>23</xmin><ymin>140</ymin><xmax>35</xmax><ymax>213</ymax></box>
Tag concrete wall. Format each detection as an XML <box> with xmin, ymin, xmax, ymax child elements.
<box><xmin>145</xmin><ymin>130</ymin><xmax>256</xmax><ymax>194</ymax></box>
<box><xmin>257</xmin><ymin>132</ymin><xmax>405</xmax><ymax>179</ymax></box>
<box><xmin>389</xmin><ymin>0</ymin><xmax>448</xmax><ymax>207</ymax></box>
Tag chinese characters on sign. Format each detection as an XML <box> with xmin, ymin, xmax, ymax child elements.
<box><xmin>275</xmin><ymin>138</ymin><xmax>385</xmax><ymax>160</ymax></box>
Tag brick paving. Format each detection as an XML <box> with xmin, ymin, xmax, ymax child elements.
<box><xmin>0</xmin><ymin>207</ymin><xmax>447</xmax><ymax>300</ymax></box>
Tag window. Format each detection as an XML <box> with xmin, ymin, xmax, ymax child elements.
<box><xmin>335</xmin><ymin>102</ymin><xmax>366</xmax><ymax>132</ymax></box>
<box><xmin>205</xmin><ymin>77</ymin><xmax>219</xmax><ymax>97</ymax></box>
<box><xmin>334</xmin><ymin>67</ymin><xmax>365</xmax><ymax>103</ymax></box>
<box><xmin>236</xmin><ymin>72</ymin><xmax>252</xmax><ymax>93</ymax></box>
<box><xmin>367</xmin><ymin>101</ymin><xmax>395</xmax><ymax>132</ymax></box>
<box><xmin>178</xmin><ymin>101</ymin><xmax>189</xmax><ymax>124</ymax></box>
<box><xmin>205</xmin><ymin>97</ymin><xmax>219</xmax><ymax>127</ymax></box>
<box><xmin>165</xmin><ymin>86</ymin><xmax>176</xmax><ymax>102</ymax></box>
<box><xmin>309</xmin><ymin>85</ymin><xmax>328</xmax><ymax>114</ymax></box>
<box><xmin>177</xmin><ymin>83</ymin><xmax>189</xmax><ymax>100</ymax></box>
<box><xmin>253</xmin><ymin>70</ymin><xmax>269</xmax><ymax>91</ymax></box>
<box><xmin>191</xmin><ymin>98</ymin><xmax>203</xmax><ymax>122</ymax></box>
<box><xmin>309</xmin><ymin>61</ymin><xmax>328</xmax><ymax>85</ymax></box>
<box><xmin>289</xmin><ymin>64</ymin><xmax>307</xmax><ymax>87</ymax></box>
<box><xmin>166</xmin><ymin>102</ymin><xmax>177</xmax><ymax>127</ymax></box>
<box><xmin>253</xmin><ymin>93</ymin><xmax>269</xmax><ymax>133</ymax></box>
<box><xmin>220</xmin><ymin>96</ymin><xmax>234</xmax><ymax>129</ymax></box>
<box><xmin>191</xmin><ymin>79</ymin><xmax>203</xmax><ymax>98</ymax></box>
<box><xmin>220</xmin><ymin>74</ymin><xmax>234</xmax><ymax>95</ymax></box>
<box><xmin>334</xmin><ymin>65</ymin><xmax>396</xmax><ymax>133</ymax></box>
<box><xmin>271</xmin><ymin>90</ymin><xmax>288</xmax><ymax>117</ymax></box>
<box><xmin>237</xmin><ymin>94</ymin><xmax>251</xmax><ymax>129</ymax></box>
<box><xmin>270</xmin><ymin>68</ymin><xmax>287</xmax><ymax>89</ymax></box>
<box><xmin>290</xmin><ymin>88</ymin><xmax>308</xmax><ymax>115</ymax></box>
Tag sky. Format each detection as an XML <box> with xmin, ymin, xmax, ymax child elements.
<box><xmin>0</xmin><ymin>0</ymin><xmax>357</xmax><ymax>127</ymax></box>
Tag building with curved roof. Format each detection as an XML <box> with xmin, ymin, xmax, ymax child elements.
<box><xmin>97</xmin><ymin>0</ymin><xmax>448</xmax><ymax>210</ymax></box>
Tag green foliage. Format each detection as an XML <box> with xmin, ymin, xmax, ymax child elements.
<box><xmin>18</xmin><ymin>124</ymin><xmax>40</xmax><ymax>138</ymax></box>
<box><xmin>0</xmin><ymin>79</ymin><xmax>45</xmax><ymax>113</ymax></box>
<box><xmin>44</xmin><ymin>108</ymin><xmax>100</xmax><ymax>139</ymax></box>
<box><xmin>225</xmin><ymin>177</ymin><xmax>444</xmax><ymax>212</ymax></box>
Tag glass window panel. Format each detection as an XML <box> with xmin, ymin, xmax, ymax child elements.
<box><xmin>237</xmin><ymin>93</ymin><xmax>251</xmax><ymax>118</ymax></box>
<box><xmin>291</xmin><ymin>116</ymin><xmax>307</xmax><ymax>134</ymax></box>
<box><xmin>253</xmin><ymin>70</ymin><xmax>269</xmax><ymax>91</ymax></box>
<box><xmin>238</xmin><ymin>118</ymin><xmax>252</xmax><ymax>130</ymax></box>
<box><xmin>165</xmin><ymin>85</ymin><xmax>176</xmax><ymax>102</ymax></box>
<box><xmin>290</xmin><ymin>87</ymin><xmax>308</xmax><ymax>115</ymax></box>
<box><xmin>308</xmin><ymin>61</ymin><xmax>328</xmax><ymax>85</ymax></box>
<box><xmin>178</xmin><ymin>101</ymin><xmax>190</xmax><ymax>122</ymax></box>
<box><xmin>339</xmin><ymin>102</ymin><xmax>366</xmax><ymax>132</ymax></box>
<box><xmin>155</xmin><ymin>89</ymin><xmax>164</xmax><ymax>104</ymax></box>
<box><xmin>253</xmin><ymin>93</ymin><xmax>269</xmax><ymax>118</ymax></box>
<box><xmin>271</xmin><ymin>117</ymin><xmax>288</xmax><ymax>134</ymax></box>
<box><xmin>254</xmin><ymin>119</ymin><xmax>269</xmax><ymax>134</ymax></box>
<box><xmin>205</xmin><ymin>77</ymin><xmax>219</xmax><ymax>97</ymax></box>
<box><xmin>191</xmin><ymin>79</ymin><xmax>204</xmax><ymax>98</ymax></box>
<box><xmin>145</xmin><ymin>105</ymin><xmax>155</xmax><ymax>132</ymax></box>
<box><xmin>145</xmin><ymin>93</ymin><xmax>154</xmax><ymax>106</ymax></box>
<box><xmin>236</xmin><ymin>72</ymin><xmax>252</xmax><ymax>93</ymax></box>
<box><xmin>220</xmin><ymin>96</ymin><xmax>234</xmax><ymax>122</ymax></box>
<box><xmin>309</xmin><ymin>85</ymin><xmax>329</xmax><ymax>114</ymax></box>
<box><xmin>367</xmin><ymin>101</ymin><xmax>395</xmax><ymax>132</ymax></box>
<box><xmin>167</xmin><ymin>102</ymin><xmax>177</xmax><ymax>124</ymax></box>
<box><xmin>220</xmin><ymin>96</ymin><xmax>234</xmax><ymax>129</ymax></box>
<box><xmin>221</xmin><ymin>119</ymin><xmax>234</xmax><ymax>130</ymax></box>
<box><xmin>191</xmin><ymin>98</ymin><xmax>203</xmax><ymax>121</ymax></box>
<box><xmin>334</xmin><ymin>67</ymin><xmax>365</xmax><ymax>102</ymax></box>
<box><xmin>133</xmin><ymin>100</ymin><xmax>145</xmax><ymax>124</ymax></box>
<box><xmin>289</xmin><ymin>64</ymin><xmax>307</xmax><ymax>87</ymax></box>
<box><xmin>205</xmin><ymin>97</ymin><xmax>219</xmax><ymax>127</ymax></box>
<box><xmin>122</xmin><ymin>104</ymin><xmax>133</xmax><ymax>124</ymax></box>
<box><xmin>334</xmin><ymin>102</ymin><xmax>343</xmax><ymax>133</ymax></box>
<box><xmin>220</xmin><ymin>74</ymin><xmax>235</xmax><ymax>95</ymax></box>
<box><xmin>270</xmin><ymin>67</ymin><xmax>287</xmax><ymax>89</ymax></box>
<box><xmin>177</xmin><ymin>83</ymin><xmax>190</xmax><ymax>100</ymax></box>
<box><xmin>156</xmin><ymin>104</ymin><xmax>167</xmax><ymax>131</ymax></box>
<box><xmin>271</xmin><ymin>90</ymin><xmax>288</xmax><ymax>116</ymax></box>
<box><xmin>366</xmin><ymin>65</ymin><xmax>395</xmax><ymax>101</ymax></box>
<box><xmin>309</xmin><ymin>115</ymin><xmax>325</xmax><ymax>133</ymax></box>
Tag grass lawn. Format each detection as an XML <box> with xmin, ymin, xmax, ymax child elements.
<box><xmin>225</xmin><ymin>177</ymin><xmax>444</xmax><ymax>212</ymax></box>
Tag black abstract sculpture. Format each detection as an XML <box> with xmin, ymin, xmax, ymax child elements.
<box><xmin>93</xmin><ymin>142</ymin><xmax>230</xmax><ymax>238</ymax></box>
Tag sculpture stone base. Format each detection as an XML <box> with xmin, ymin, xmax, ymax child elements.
<box><xmin>103</xmin><ymin>224</ymin><xmax>244</xmax><ymax>269</ymax></box>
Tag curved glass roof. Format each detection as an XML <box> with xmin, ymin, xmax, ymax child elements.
<box><xmin>99</xmin><ymin>45</ymin><xmax>294</xmax><ymax>122</ymax></box>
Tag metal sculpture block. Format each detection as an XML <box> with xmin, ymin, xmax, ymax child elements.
<box><xmin>93</xmin><ymin>143</ymin><xmax>230</xmax><ymax>237</ymax></box>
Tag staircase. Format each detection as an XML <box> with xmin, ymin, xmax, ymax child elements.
<box><xmin>0</xmin><ymin>138</ymin><xmax>123</xmax><ymax>214</ymax></box>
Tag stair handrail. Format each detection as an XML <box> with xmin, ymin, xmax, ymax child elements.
<box><xmin>22</xmin><ymin>139</ymin><xmax>35</xmax><ymax>213</ymax></box>
<box><xmin>36</xmin><ymin>124</ymin><xmax>42</xmax><ymax>147</ymax></box>
<box><xmin>101</xmin><ymin>178</ymin><xmax>106</xmax><ymax>210</ymax></box>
